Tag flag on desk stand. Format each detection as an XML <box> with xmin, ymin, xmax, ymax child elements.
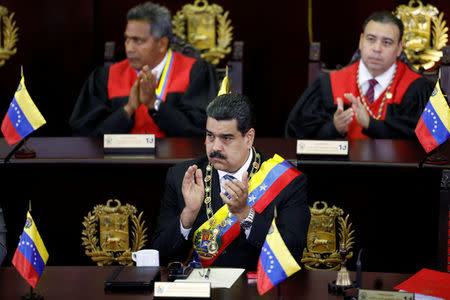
<box><xmin>1</xmin><ymin>74</ymin><xmax>46</xmax><ymax>146</ymax></box>
<box><xmin>12</xmin><ymin>211</ymin><xmax>49</xmax><ymax>288</ymax></box>
<box><xmin>256</xmin><ymin>210</ymin><xmax>301</xmax><ymax>295</ymax></box>
<box><xmin>415</xmin><ymin>79</ymin><xmax>450</xmax><ymax>153</ymax></box>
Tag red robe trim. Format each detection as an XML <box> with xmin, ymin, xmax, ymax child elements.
<box><xmin>107</xmin><ymin>52</ymin><xmax>197</xmax><ymax>136</ymax></box>
<box><xmin>330</xmin><ymin>61</ymin><xmax>421</xmax><ymax>139</ymax></box>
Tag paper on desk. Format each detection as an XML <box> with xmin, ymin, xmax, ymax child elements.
<box><xmin>395</xmin><ymin>268</ymin><xmax>450</xmax><ymax>299</ymax></box>
<box><xmin>175</xmin><ymin>268</ymin><xmax>245</xmax><ymax>288</ymax></box>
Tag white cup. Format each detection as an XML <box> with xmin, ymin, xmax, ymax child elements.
<box><xmin>131</xmin><ymin>249</ymin><xmax>159</xmax><ymax>267</ymax></box>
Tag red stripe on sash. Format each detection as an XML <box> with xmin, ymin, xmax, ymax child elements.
<box><xmin>253</xmin><ymin>167</ymin><xmax>301</xmax><ymax>214</ymax></box>
<box><xmin>200</xmin><ymin>222</ymin><xmax>241</xmax><ymax>267</ymax></box>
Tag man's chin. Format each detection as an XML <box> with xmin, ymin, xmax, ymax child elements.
<box><xmin>209</xmin><ymin>159</ymin><xmax>227</xmax><ymax>171</ymax></box>
<box><xmin>127</xmin><ymin>59</ymin><xmax>142</xmax><ymax>70</ymax></box>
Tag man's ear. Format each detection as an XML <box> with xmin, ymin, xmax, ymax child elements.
<box><xmin>245</xmin><ymin>128</ymin><xmax>255</xmax><ymax>148</ymax></box>
<box><xmin>159</xmin><ymin>37</ymin><xmax>169</xmax><ymax>53</ymax></box>
<box><xmin>397</xmin><ymin>40</ymin><xmax>404</xmax><ymax>57</ymax></box>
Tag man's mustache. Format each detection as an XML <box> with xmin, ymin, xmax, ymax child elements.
<box><xmin>209</xmin><ymin>151</ymin><xmax>227</xmax><ymax>159</ymax></box>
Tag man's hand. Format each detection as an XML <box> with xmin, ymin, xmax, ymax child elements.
<box><xmin>345</xmin><ymin>93</ymin><xmax>370</xmax><ymax>129</ymax></box>
<box><xmin>180</xmin><ymin>165</ymin><xmax>204</xmax><ymax>229</ymax></box>
<box><xmin>333</xmin><ymin>97</ymin><xmax>354</xmax><ymax>135</ymax></box>
<box><xmin>123</xmin><ymin>79</ymin><xmax>140</xmax><ymax>117</ymax></box>
<box><xmin>220</xmin><ymin>172</ymin><xmax>250</xmax><ymax>222</ymax></box>
<box><xmin>138</xmin><ymin>65</ymin><xmax>158</xmax><ymax>109</ymax></box>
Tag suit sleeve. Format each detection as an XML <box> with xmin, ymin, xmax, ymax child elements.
<box><xmin>363</xmin><ymin>77</ymin><xmax>433</xmax><ymax>139</ymax></box>
<box><xmin>151</xmin><ymin>166</ymin><xmax>192</xmax><ymax>266</ymax></box>
<box><xmin>69</xmin><ymin>67</ymin><xmax>134</xmax><ymax>136</ymax></box>
<box><xmin>285</xmin><ymin>75</ymin><xmax>344</xmax><ymax>139</ymax></box>
<box><xmin>152</xmin><ymin>59</ymin><xmax>219</xmax><ymax>136</ymax></box>
<box><xmin>247</xmin><ymin>173</ymin><xmax>310</xmax><ymax>263</ymax></box>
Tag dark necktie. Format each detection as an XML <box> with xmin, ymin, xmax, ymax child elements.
<box><xmin>223</xmin><ymin>174</ymin><xmax>236</xmax><ymax>199</ymax></box>
<box><xmin>365</xmin><ymin>79</ymin><xmax>378</xmax><ymax>104</ymax></box>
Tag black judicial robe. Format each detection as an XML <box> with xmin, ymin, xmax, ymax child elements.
<box><xmin>285</xmin><ymin>61</ymin><xmax>433</xmax><ymax>139</ymax></box>
<box><xmin>151</xmin><ymin>150</ymin><xmax>310</xmax><ymax>270</ymax></box>
<box><xmin>69</xmin><ymin>52</ymin><xmax>218</xmax><ymax>137</ymax></box>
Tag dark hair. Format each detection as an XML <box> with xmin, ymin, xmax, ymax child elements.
<box><xmin>206</xmin><ymin>94</ymin><xmax>254</xmax><ymax>136</ymax></box>
<box><xmin>362</xmin><ymin>12</ymin><xmax>404</xmax><ymax>43</ymax></box>
<box><xmin>127</xmin><ymin>2</ymin><xmax>172</xmax><ymax>40</ymax></box>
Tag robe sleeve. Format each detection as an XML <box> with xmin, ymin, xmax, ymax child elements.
<box><xmin>69</xmin><ymin>66</ymin><xmax>134</xmax><ymax>136</ymax></box>
<box><xmin>152</xmin><ymin>59</ymin><xmax>219</xmax><ymax>136</ymax></box>
<box><xmin>285</xmin><ymin>74</ymin><xmax>345</xmax><ymax>139</ymax></box>
<box><xmin>363</xmin><ymin>77</ymin><xmax>433</xmax><ymax>139</ymax></box>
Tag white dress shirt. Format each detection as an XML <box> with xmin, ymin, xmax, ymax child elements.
<box><xmin>358</xmin><ymin>60</ymin><xmax>396</xmax><ymax>101</ymax></box>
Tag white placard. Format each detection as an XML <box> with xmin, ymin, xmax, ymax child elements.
<box><xmin>297</xmin><ymin>140</ymin><xmax>348</xmax><ymax>155</ymax></box>
<box><xmin>154</xmin><ymin>282</ymin><xmax>210</xmax><ymax>298</ymax></box>
<box><xmin>104</xmin><ymin>134</ymin><xmax>155</xmax><ymax>149</ymax></box>
<box><xmin>358</xmin><ymin>289</ymin><xmax>414</xmax><ymax>300</ymax></box>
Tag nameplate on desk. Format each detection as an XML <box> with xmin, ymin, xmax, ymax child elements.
<box><xmin>297</xmin><ymin>140</ymin><xmax>348</xmax><ymax>156</ymax></box>
<box><xmin>154</xmin><ymin>282</ymin><xmax>210</xmax><ymax>298</ymax></box>
<box><xmin>358</xmin><ymin>289</ymin><xmax>414</xmax><ymax>300</ymax></box>
<box><xmin>104</xmin><ymin>134</ymin><xmax>155</xmax><ymax>154</ymax></box>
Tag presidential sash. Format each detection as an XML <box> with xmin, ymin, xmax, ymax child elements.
<box><xmin>192</xmin><ymin>154</ymin><xmax>302</xmax><ymax>266</ymax></box>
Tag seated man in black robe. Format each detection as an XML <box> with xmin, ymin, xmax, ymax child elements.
<box><xmin>151</xmin><ymin>93</ymin><xmax>310</xmax><ymax>270</ymax></box>
<box><xmin>70</xmin><ymin>2</ymin><xmax>218</xmax><ymax>137</ymax></box>
<box><xmin>285</xmin><ymin>12</ymin><xmax>433</xmax><ymax>139</ymax></box>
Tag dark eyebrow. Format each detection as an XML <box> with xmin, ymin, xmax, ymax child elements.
<box><xmin>220</xmin><ymin>134</ymin><xmax>234</xmax><ymax>139</ymax></box>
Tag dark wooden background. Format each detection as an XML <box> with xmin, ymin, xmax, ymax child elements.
<box><xmin>0</xmin><ymin>0</ymin><xmax>449</xmax><ymax>137</ymax></box>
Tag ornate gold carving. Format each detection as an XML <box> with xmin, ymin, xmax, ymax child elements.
<box><xmin>0</xmin><ymin>6</ymin><xmax>18</xmax><ymax>68</ymax></box>
<box><xmin>394</xmin><ymin>0</ymin><xmax>448</xmax><ymax>70</ymax></box>
<box><xmin>81</xmin><ymin>199</ymin><xmax>148</xmax><ymax>266</ymax></box>
<box><xmin>301</xmin><ymin>201</ymin><xmax>355</xmax><ymax>270</ymax></box>
<box><xmin>173</xmin><ymin>0</ymin><xmax>233</xmax><ymax>65</ymax></box>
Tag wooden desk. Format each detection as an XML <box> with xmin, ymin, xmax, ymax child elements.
<box><xmin>0</xmin><ymin>266</ymin><xmax>412</xmax><ymax>300</ymax></box>
<box><xmin>0</xmin><ymin>138</ymin><xmax>445</xmax><ymax>273</ymax></box>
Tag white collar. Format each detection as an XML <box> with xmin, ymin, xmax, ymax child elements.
<box><xmin>358</xmin><ymin>60</ymin><xmax>396</xmax><ymax>91</ymax></box>
<box><xmin>217</xmin><ymin>149</ymin><xmax>253</xmax><ymax>182</ymax></box>
<box><xmin>151</xmin><ymin>50</ymin><xmax>169</xmax><ymax>81</ymax></box>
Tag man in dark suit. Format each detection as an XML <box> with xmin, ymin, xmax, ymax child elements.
<box><xmin>152</xmin><ymin>93</ymin><xmax>310</xmax><ymax>270</ymax></box>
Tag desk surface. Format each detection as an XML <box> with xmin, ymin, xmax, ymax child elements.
<box><xmin>0</xmin><ymin>137</ymin><xmax>429</xmax><ymax>168</ymax></box>
<box><xmin>0</xmin><ymin>266</ymin><xmax>411</xmax><ymax>300</ymax></box>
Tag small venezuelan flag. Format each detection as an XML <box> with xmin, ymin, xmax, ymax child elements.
<box><xmin>256</xmin><ymin>216</ymin><xmax>300</xmax><ymax>295</ymax></box>
<box><xmin>415</xmin><ymin>80</ymin><xmax>450</xmax><ymax>153</ymax></box>
<box><xmin>12</xmin><ymin>212</ymin><xmax>49</xmax><ymax>288</ymax></box>
<box><xmin>1</xmin><ymin>76</ymin><xmax>46</xmax><ymax>146</ymax></box>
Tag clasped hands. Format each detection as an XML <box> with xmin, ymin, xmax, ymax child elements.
<box><xmin>180</xmin><ymin>165</ymin><xmax>250</xmax><ymax>229</ymax></box>
<box><xmin>124</xmin><ymin>65</ymin><xmax>158</xmax><ymax>117</ymax></box>
<box><xmin>333</xmin><ymin>93</ymin><xmax>370</xmax><ymax>135</ymax></box>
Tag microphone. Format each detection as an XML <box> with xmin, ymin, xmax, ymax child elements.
<box><xmin>356</xmin><ymin>249</ymin><xmax>363</xmax><ymax>289</ymax></box>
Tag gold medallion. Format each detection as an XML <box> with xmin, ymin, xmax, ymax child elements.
<box><xmin>208</xmin><ymin>241</ymin><xmax>218</xmax><ymax>254</ymax></box>
<box><xmin>386</xmin><ymin>92</ymin><xmax>392</xmax><ymax>99</ymax></box>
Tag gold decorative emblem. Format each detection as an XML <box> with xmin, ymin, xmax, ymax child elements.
<box><xmin>0</xmin><ymin>6</ymin><xmax>19</xmax><ymax>68</ymax></box>
<box><xmin>172</xmin><ymin>0</ymin><xmax>233</xmax><ymax>65</ymax></box>
<box><xmin>394</xmin><ymin>0</ymin><xmax>448</xmax><ymax>70</ymax></box>
<box><xmin>81</xmin><ymin>199</ymin><xmax>148</xmax><ymax>266</ymax></box>
<box><xmin>301</xmin><ymin>201</ymin><xmax>355</xmax><ymax>270</ymax></box>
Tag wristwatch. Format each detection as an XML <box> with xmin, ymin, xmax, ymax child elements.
<box><xmin>240</xmin><ymin>208</ymin><xmax>255</xmax><ymax>230</ymax></box>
